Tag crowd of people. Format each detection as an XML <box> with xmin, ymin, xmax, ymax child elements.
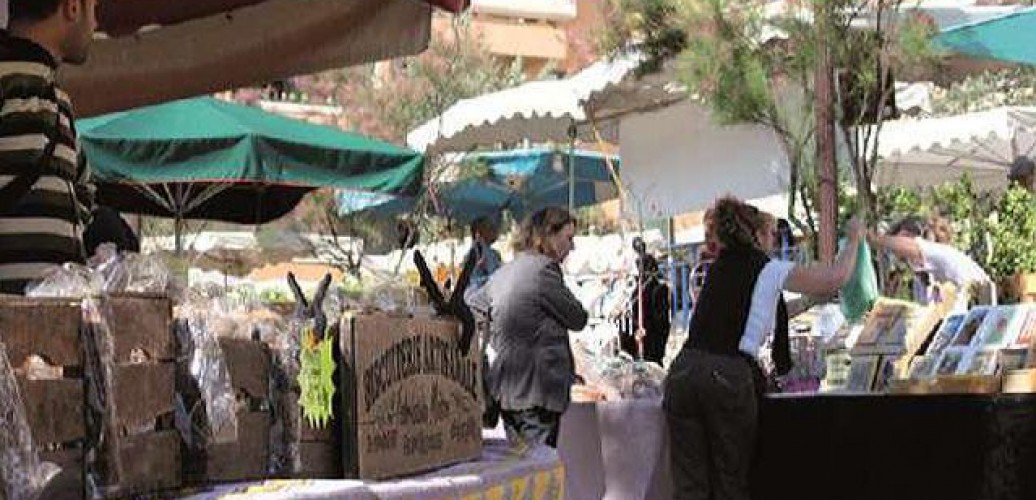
<box><xmin>462</xmin><ymin>189</ymin><xmax>1009</xmax><ymax>500</ymax></box>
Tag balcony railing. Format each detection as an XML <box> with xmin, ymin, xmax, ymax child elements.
<box><xmin>470</xmin><ymin>0</ymin><xmax>577</xmax><ymax>22</ymax></box>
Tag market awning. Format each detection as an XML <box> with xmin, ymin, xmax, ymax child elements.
<box><xmin>876</xmin><ymin>106</ymin><xmax>1036</xmax><ymax>191</ymax></box>
<box><xmin>935</xmin><ymin>7</ymin><xmax>1036</xmax><ymax>66</ymax></box>
<box><xmin>406</xmin><ymin>57</ymin><xmax>636</xmax><ymax>154</ymax></box>
<box><xmin>80</xmin><ymin>97</ymin><xmax>424</xmax><ymax>224</ymax></box>
<box><xmin>61</xmin><ymin>0</ymin><xmax>442</xmax><ymax>117</ymax></box>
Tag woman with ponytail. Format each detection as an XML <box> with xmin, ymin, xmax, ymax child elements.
<box><xmin>665</xmin><ymin>196</ymin><xmax>864</xmax><ymax>500</ymax></box>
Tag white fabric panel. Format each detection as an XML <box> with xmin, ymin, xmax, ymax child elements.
<box><xmin>876</xmin><ymin>106</ymin><xmax>1036</xmax><ymax>191</ymax></box>
<box><xmin>619</xmin><ymin>100</ymin><xmax>791</xmax><ymax>218</ymax></box>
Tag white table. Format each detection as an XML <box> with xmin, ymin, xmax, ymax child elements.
<box><xmin>558</xmin><ymin>399</ymin><xmax>672</xmax><ymax>500</ymax></box>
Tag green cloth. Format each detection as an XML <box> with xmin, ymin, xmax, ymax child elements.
<box><xmin>840</xmin><ymin>239</ymin><xmax>879</xmax><ymax>322</ymax></box>
<box><xmin>79</xmin><ymin>97</ymin><xmax>423</xmax><ymax>194</ymax></box>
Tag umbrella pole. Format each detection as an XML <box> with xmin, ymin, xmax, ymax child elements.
<box><xmin>568</xmin><ymin>123</ymin><xmax>577</xmax><ymax>212</ymax></box>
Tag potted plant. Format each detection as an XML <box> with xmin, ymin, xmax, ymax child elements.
<box><xmin>986</xmin><ymin>186</ymin><xmax>1036</xmax><ymax>303</ymax></box>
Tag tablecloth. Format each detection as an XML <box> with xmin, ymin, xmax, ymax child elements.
<box><xmin>180</xmin><ymin>431</ymin><xmax>564</xmax><ymax>500</ymax></box>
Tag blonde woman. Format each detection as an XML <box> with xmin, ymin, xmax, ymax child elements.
<box><xmin>468</xmin><ymin>207</ymin><xmax>588</xmax><ymax>448</ymax></box>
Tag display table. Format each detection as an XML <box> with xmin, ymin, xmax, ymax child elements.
<box><xmin>180</xmin><ymin>431</ymin><xmax>563</xmax><ymax>500</ymax></box>
<box><xmin>558</xmin><ymin>400</ymin><xmax>672</xmax><ymax>500</ymax></box>
<box><xmin>754</xmin><ymin>393</ymin><xmax>1036</xmax><ymax>500</ymax></box>
<box><xmin>558</xmin><ymin>393</ymin><xmax>1036</xmax><ymax>500</ymax></box>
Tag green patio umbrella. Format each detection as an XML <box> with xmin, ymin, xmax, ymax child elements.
<box><xmin>79</xmin><ymin>97</ymin><xmax>423</xmax><ymax>252</ymax></box>
<box><xmin>935</xmin><ymin>8</ymin><xmax>1036</xmax><ymax>66</ymax></box>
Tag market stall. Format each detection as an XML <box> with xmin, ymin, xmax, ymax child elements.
<box><xmin>0</xmin><ymin>251</ymin><xmax>565</xmax><ymax>499</ymax></box>
<box><xmin>555</xmin><ymin>292</ymin><xmax>1036</xmax><ymax>500</ymax></box>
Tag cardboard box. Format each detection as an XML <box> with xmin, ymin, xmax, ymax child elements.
<box><xmin>339</xmin><ymin>314</ymin><xmax>483</xmax><ymax>480</ymax></box>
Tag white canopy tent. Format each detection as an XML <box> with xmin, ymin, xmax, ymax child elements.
<box><xmin>876</xmin><ymin>106</ymin><xmax>1036</xmax><ymax>191</ymax></box>
<box><xmin>616</xmin><ymin>100</ymin><xmax>792</xmax><ymax>219</ymax></box>
<box><xmin>406</xmin><ymin>56</ymin><xmax>638</xmax><ymax>154</ymax></box>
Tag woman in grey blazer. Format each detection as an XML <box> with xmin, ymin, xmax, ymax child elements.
<box><xmin>469</xmin><ymin>206</ymin><xmax>588</xmax><ymax>448</ymax></box>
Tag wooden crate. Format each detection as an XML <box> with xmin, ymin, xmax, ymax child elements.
<box><xmin>888</xmin><ymin>374</ymin><xmax>1002</xmax><ymax>395</ymax></box>
<box><xmin>102</xmin><ymin>293</ymin><xmax>175</xmax><ymax>363</ymax></box>
<box><xmin>339</xmin><ymin>314</ymin><xmax>483</xmax><ymax>480</ymax></box>
<box><xmin>299</xmin><ymin>420</ymin><xmax>342</xmax><ymax>478</ymax></box>
<box><xmin>1</xmin><ymin>294</ymin><xmax>180</xmax><ymax>498</ymax></box>
<box><xmin>187</xmin><ymin>411</ymin><xmax>272</xmax><ymax>483</ymax></box>
<box><xmin>184</xmin><ymin>339</ymin><xmax>274</xmax><ymax>484</ymax></box>
<box><xmin>1002</xmin><ymin>368</ymin><xmax>1036</xmax><ymax>393</ymax></box>
<box><xmin>95</xmin><ymin>294</ymin><xmax>180</xmax><ymax>496</ymax></box>
<box><xmin>0</xmin><ymin>296</ymin><xmax>88</xmax><ymax>496</ymax></box>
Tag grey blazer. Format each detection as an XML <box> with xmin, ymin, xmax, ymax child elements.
<box><xmin>469</xmin><ymin>251</ymin><xmax>588</xmax><ymax>413</ymax></box>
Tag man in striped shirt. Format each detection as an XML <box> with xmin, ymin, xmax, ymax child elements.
<box><xmin>1</xmin><ymin>0</ymin><xmax>97</xmax><ymax>294</ymax></box>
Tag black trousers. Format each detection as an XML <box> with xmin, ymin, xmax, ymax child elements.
<box><xmin>500</xmin><ymin>407</ymin><xmax>562</xmax><ymax>448</ymax></box>
<box><xmin>664</xmin><ymin>349</ymin><xmax>759</xmax><ymax>500</ymax></box>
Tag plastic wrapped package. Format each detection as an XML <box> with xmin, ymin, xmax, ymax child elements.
<box><xmin>0</xmin><ymin>343</ymin><xmax>60</xmax><ymax>500</ymax></box>
<box><xmin>576</xmin><ymin>348</ymin><xmax>666</xmax><ymax>401</ymax></box>
<box><xmin>174</xmin><ymin>299</ymin><xmax>239</xmax><ymax>448</ymax></box>
<box><xmin>24</xmin><ymin>263</ymin><xmax>97</xmax><ymax>298</ymax></box>
<box><xmin>267</xmin><ymin>317</ymin><xmax>305</xmax><ymax>476</ymax></box>
<box><xmin>119</xmin><ymin>253</ymin><xmax>171</xmax><ymax>294</ymax></box>
<box><xmin>80</xmin><ymin>297</ymin><xmax>124</xmax><ymax>494</ymax></box>
<box><xmin>23</xmin><ymin>267</ymin><xmax>123</xmax><ymax>494</ymax></box>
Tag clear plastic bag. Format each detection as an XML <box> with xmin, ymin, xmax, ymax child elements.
<box><xmin>267</xmin><ymin>317</ymin><xmax>305</xmax><ymax>476</ymax></box>
<box><xmin>0</xmin><ymin>343</ymin><xmax>60</xmax><ymax>500</ymax></box>
<box><xmin>175</xmin><ymin>299</ymin><xmax>239</xmax><ymax>447</ymax></box>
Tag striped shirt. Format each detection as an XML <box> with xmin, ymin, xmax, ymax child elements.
<box><xmin>0</xmin><ymin>32</ymin><xmax>94</xmax><ymax>294</ymax></box>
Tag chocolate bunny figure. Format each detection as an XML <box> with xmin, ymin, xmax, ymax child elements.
<box><xmin>413</xmin><ymin>248</ymin><xmax>479</xmax><ymax>355</ymax></box>
<box><xmin>287</xmin><ymin>272</ymin><xmax>333</xmax><ymax>338</ymax></box>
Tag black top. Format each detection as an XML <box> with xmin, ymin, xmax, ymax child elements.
<box><xmin>683</xmin><ymin>245</ymin><xmax>792</xmax><ymax>375</ymax></box>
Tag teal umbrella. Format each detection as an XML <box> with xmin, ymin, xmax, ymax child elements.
<box><xmin>935</xmin><ymin>8</ymin><xmax>1036</xmax><ymax>66</ymax></box>
<box><xmin>338</xmin><ymin>148</ymin><xmax>621</xmax><ymax>223</ymax></box>
<box><xmin>79</xmin><ymin>97</ymin><xmax>423</xmax><ymax>251</ymax></box>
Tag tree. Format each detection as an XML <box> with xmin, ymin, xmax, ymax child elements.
<box><xmin>289</xmin><ymin>14</ymin><xmax>527</xmax><ymax>144</ymax></box>
<box><xmin>599</xmin><ymin>0</ymin><xmax>937</xmax><ymax>256</ymax></box>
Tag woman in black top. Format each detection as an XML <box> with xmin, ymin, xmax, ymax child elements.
<box><xmin>664</xmin><ymin>197</ymin><xmax>863</xmax><ymax>500</ymax></box>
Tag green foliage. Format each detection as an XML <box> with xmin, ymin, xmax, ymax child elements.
<box><xmin>601</xmin><ymin>0</ymin><xmax>937</xmax><ymax>246</ymax></box>
<box><xmin>987</xmin><ymin>186</ymin><xmax>1036</xmax><ymax>282</ymax></box>
<box><xmin>288</xmin><ymin>14</ymin><xmax>527</xmax><ymax>144</ymax></box>
<box><xmin>876</xmin><ymin>175</ymin><xmax>995</xmax><ymax>258</ymax></box>
<box><xmin>930</xmin><ymin>67</ymin><xmax>1036</xmax><ymax>117</ymax></box>
<box><xmin>600</xmin><ymin>0</ymin><xmax>689</xmax><ymax>76</ymax></box>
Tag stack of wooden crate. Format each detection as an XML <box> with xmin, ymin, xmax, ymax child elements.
<box><xmin>94</xmin><ymin>293</ymin><xmax>181</xmax><ymax>497</ymax></box>
<box><xmin>0</xmin><ymin>296</ymin><xmax>88</xmax><ymax>494</ymax></box>
<box><xmin>183</xmin><ymin>337</ymin><xmax>274</xmax><ymax>483</ymax></box>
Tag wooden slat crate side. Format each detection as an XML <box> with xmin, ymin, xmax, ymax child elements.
<box><xmin>103</xmin><ymin>430</ymin><xmax>182</xmax><ymax>497</ymax></box>
<box><xmin>17</xmin><ymin>377</ymin><xmax>86</xmax><ymax>445</ymax></box>
<box><xmin>196</xmin><ymin>411</ymin><xmax>271</xmax><ymax>483</ymax></box>
<box><xmin>297</xmin><ymin>441</ymin><xmax>341</xmax><ymax>479</ymax></box>
<box><xmin>0</xmin><ymin>297</ymin><xmax>82</xmax><ymax>367</ymax></box>
<box><xmin>103</xmin><ymin>294</ymin><xmax>174</xmax><ymax>363</ymax></box>
<box><xmin>219</xmin><ymin>338</ymin><xmax>271</xmax><ymax>401</ymax></box>
<box><xmin>38</xmin><ymin>448</ymin><xmax>85</xmax><ymax>500</ymax></box>
<box><xmin>113</xmin><ymin>362</ymin><xmax>175</xmax><ymax>433</ymax></box>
